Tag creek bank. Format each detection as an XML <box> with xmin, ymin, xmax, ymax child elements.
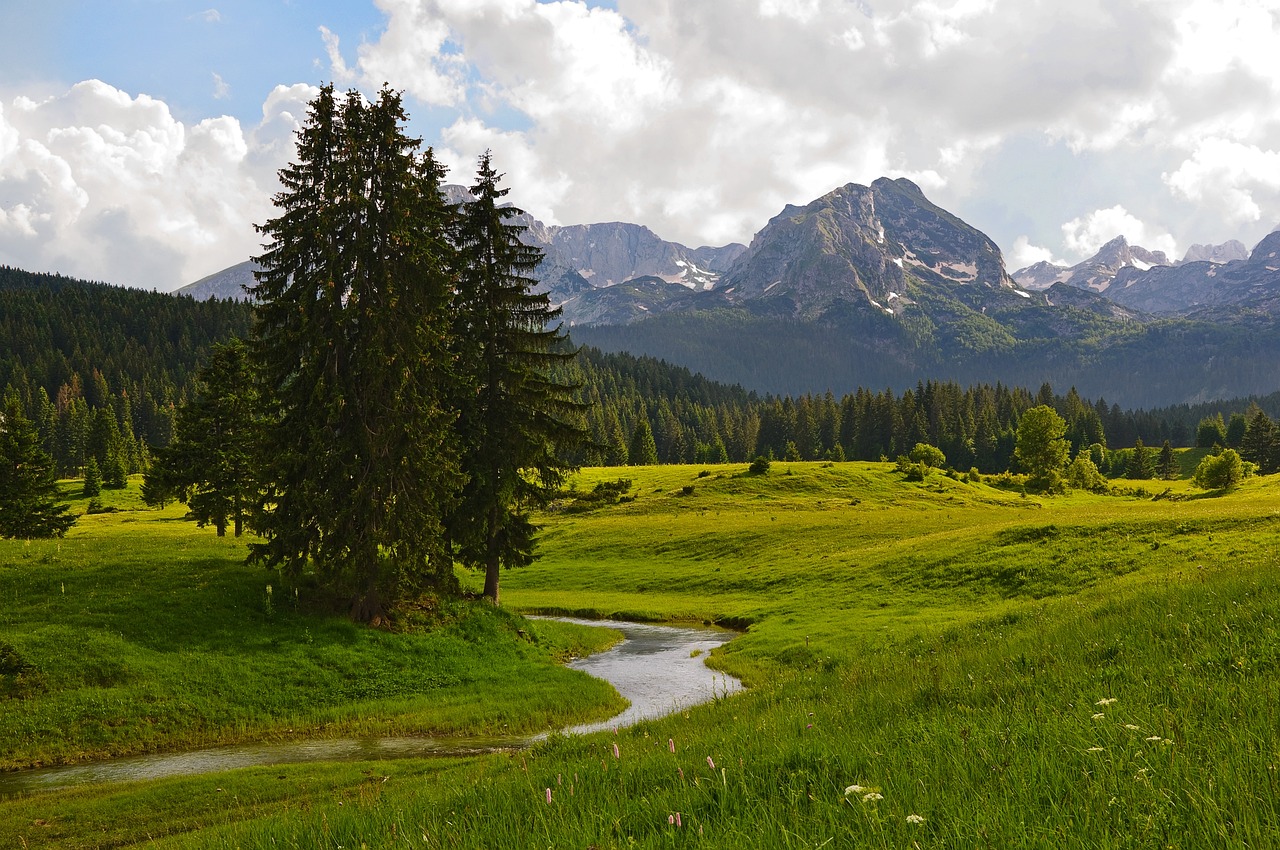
<box><xmin>0</xmin><ymin>618</ymin><xmax>742</xmax><ymax>797</ymax></box>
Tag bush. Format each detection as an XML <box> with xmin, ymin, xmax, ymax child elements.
<box><xmin>908</xmin><ymin>442</ymin><xmax>946</xmax><ymax>469</ymax></box>
<box><xmin>1193</xmin><ymin>448</ymin><xmax>1246</xmax><ymax>490</ymax></box>
<box><xmin>1066</xmin><ymin>454</ymin><xmax>1108</xmax><ymax>492</ymax></box>
<box><xmin>748</xmin><ymin>456</ymin><xmax>771</xmax><ymax>475</ymax></box>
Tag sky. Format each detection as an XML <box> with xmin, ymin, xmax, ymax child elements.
<box><xmin>2</xmin><ymin>0</ymin><xmax>1280</xmax><ymax>292</ymax></box>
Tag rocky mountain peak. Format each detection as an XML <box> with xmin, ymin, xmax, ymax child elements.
<box><xmin>716</xmin><ymin>177</ymin><xmax>1011</xmax><ymax>319</ymax></box>
<box><xmin>1181</xmin><ymin>240</ymin><xmax>1248</xmax><ymax>265</ymax></box>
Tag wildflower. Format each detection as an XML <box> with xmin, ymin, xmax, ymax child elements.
<box><xmin>862</xmin><ymin>792</ymin><xmax>884</xmax><ymax>802</ymax></box>
<box><xmin>1091</xmin><ymin>713</ymin><xmax>1106</xmax><ymax>720</ymax></box>
<box><xmin>676</xmin><ymin>813</ymin><xmax>682</xmax><ymax>828</ymax></box>
<box><xmin>668</xmin><ymin>815</ymin><xmax>675</xmax><ymax>825</ymax></box>
<box><xmin>844</xmin><ymin>784</ymin><xmax>866</xmax><ymax>796</ymax></box>
<box><xmin>906</xmin><ymin>814</ymin><xmax>925</xmax><ymax>825</ymax></box>
<box><xmin>612</xmin><ymin>742</ymin><xmax>620</xmax><ymax>759</ymax></box>
<box><xmin>707</xmin><ymin>756</ymin><xmax>715</xmax><ymax>769</ymax></box>
<box><xmin>678</xmin><ymin>767</ymin><xmax>685</xmax><ymax>780</ymax></box>
<box><xmin>1096</xmin><ymin>698</ymin><xmax>1117</xmax><ymax>706</ymax></box>
<box><xmin>668</xmin><ymin>738</ymin><xmax>676</xmax><ymax>754</ymax></box>
<box><xmin>1086</xmin><ymin>747</ymin><xmax>1104</xmax><ymax>752</ymax></box>
<box><xmin>1146</xmin><ymin>736</ymin><xmax>1162</xmax><ymax>742</ymax></box>
<box><xmin>806</xmin><ymin>723</ymin><xmax>813</xmax><ymax>729</ymax></box>
<box><xmin>545</xmin><ymin>787</ymin><xmax>552</xmax><ymax>804</ymax></box>
<box><xmin>1124</xmin><ymin>724</ymin><xmax>1141</xmax><ymax>731</ymax></box>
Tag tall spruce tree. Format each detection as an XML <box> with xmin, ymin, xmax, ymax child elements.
<box><xmin>1126</xmin><ymin>438</ymin><xmax>1155</xmax><ymax>480</ymax></box>
<box><xmin>249</xmin><ymin>86</ymin><xmax>462</xmax><ymax>621</ymax></box>
<box><xmin>0</xmin><ymin>392</ymin><xmax>75</xmax><ymax>538</ymax></box>
<box><xmin>1240</xmin><ymin>409</ymin><xmax>1277</xmax><ymax>474</ymax></box>
<box><xmin>146</xmin><ymin>340</ymin><xmax>259</xmax><ymax>536</ymax></box>
<box><xmin>449</xmin><ymin>152</ymin><xmax>588</xmax><ymax>606</ymax></box>
<box><xmin>1156</xmin><ymin>439</ymin><xmax>1178</xmax><ymax>480</ymax></box>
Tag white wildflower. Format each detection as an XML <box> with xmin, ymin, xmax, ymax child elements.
<box><xmin>1091</xmin><ymin>713</ymin><xmax>1106</xmax><ymax>720</ymax></box>
<box><xmin>844</xmin><ymin>784</ymin><xmax>865</xmax><ymax>796</ymax></box>
<box><xmin>1145</xmin><ymin>736</ymin><xmax>1162</xmax><ymax>742</ymax></box>
<box><xmin>862</xmin><ymin>792</ymin><xmax>884</xmax><ymax>802</ymax></box>
<box><xmin>1124</xmin><ymin>724</ymin><xmax>1141</xmax><ymax>731</ymax></box>
<box><xmin>1087</xmin><ymin>747</ymin><xmax>1105</xmax><ymax>753</ymax></box>
<box><xmin>906</xmin><ymin>814</ymin><xmax>925</xmax><ymax>825</ymax></box>
<box><xmin>1096</xmin><ymin>698</ymin><xmax>1117</xmax><ymax>706</ymax></box>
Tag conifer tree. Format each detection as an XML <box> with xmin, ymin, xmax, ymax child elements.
<box><xmin>1126</xmin><ymin>438</ymin><xmax>1155</xmax><ymax>480</ymax></box>
<box><xmin>82</xmin><ymin>456</ymin><xmax>101</xmax><ymax>498</ymax></box>
<box><xmin>1240</xmin><ymin>409</ymin><xmax>1277</xmax><ymax>474</ymax></box>
<box><xmin>449</xmin><ymin>152</ymin><xmax>588</xmax><ymax>605</ymax></box>
<box><xmin>147</xmin><ymin>340</ymin><xmax>259</xmax><ymax>536</ymax></box>
<box><xmin>628</xmin><ymin>418</ymin><xmax>659</xmax><ymax>466</ymax></box>
<box><xmin>0</xmin><ymin>393</ymin><xmax>75</xmax><ymax>538</ymax></box>
<box><xmin>1156</xmin><ymin>439</ymin><xmax>1178</xmax><ymax>480</ymax></box>
<box><xmin>249</xmin><ymin>86</ymin><xmax>462</xmax><ymax>621</ymax></box>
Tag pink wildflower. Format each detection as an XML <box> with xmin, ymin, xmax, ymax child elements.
<box><xmin>707</xmin><ymin>756</ymin><xmax>715</xmax><ymax>769</ymax></box>
<box><xmin>678</xmin><ymin>767</ymin><xmax>685</xmax><ymax>780</ymax></box>
<box><xmin>668</xmin><ymin>815</ymin><xmax>675</xmax><ymax>825</ymax></box>
<box><xmin>676</xmin><ymin>812</ymin><xmax>682</xmax><ymax>828</ymax></box>
<box><xmin>612</xmin><ymin>742</ymin><xmax>620</xmax><ymax>759</ymax></box>
<box><xmin>545</xmin><ymin>787</ymin><xmax>552</xmax><ymax>805</ymax></box>
<box><xmin>668</xmin><ymin>738</ymin><xmax>676</xmax><ymax>753</ymax></box>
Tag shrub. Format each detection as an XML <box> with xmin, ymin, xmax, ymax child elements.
<box><xmin>908</xmin><ymin>442</ymin><xmax>946</xmax><ymax>469</ymax></box>
<box><xmin>1193</xmin><ymin>448</ymin><xmax>1246</xmax><ymax>490</ymax></box>
<box><xmin>748</xmin><ymin>456</ymin><xmax>771</xmax><ymax>475</ymax></box>
<box><xmin>1066</xmin><ymin>454</ymin><xmax>1108</xmax><ymax>492</ymax></box>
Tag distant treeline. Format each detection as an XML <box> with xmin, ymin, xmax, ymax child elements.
<box><xmin>571</xmin><ymin>348</ymin><xmax>1280</xmax><ymax>470</ymax></box>
<box><xmin>4</xmin><ymin>263</ymin><xmax>1280</xmax><ymax>477</ymax></box>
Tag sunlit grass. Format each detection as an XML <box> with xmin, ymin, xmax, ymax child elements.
<box><xmin>4</xmin><ymin>461</ymin><xmax>1279</xmax><ymax>848</ymax></box>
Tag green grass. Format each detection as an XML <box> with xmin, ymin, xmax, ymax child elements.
<box><xmin>4</xmin><ymin>463</ymin><xmax>1279</xmax><ymax>848</ymax></box>
<box><xmin>0</xmin><ymin>478</ymin><xmax>625</xmax><ymax>773</ymax></box>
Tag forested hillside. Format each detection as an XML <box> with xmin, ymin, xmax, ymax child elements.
<box><xmin>0</xmin><ymin>265</ymin><xmax>252</xmax><ymax>475</ymax></box>
<box><xmin>5</xmin><ymin>265</ymin><xmax>1280</xmax><ymax>479</ymax></box>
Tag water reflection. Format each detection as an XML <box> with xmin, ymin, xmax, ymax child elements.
<box><xmin>0</xmin><ymin>618</ymin><xmax>741</xmax><ymax>796</ymax></box>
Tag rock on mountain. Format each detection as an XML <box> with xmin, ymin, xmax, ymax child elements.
<box><xmin>714</xmin><ymin>177</ymin><xmax>1014</xmax><ymax>319</ymax></box>
<box><xmin>1181</xmin><ymin>240</ymin><xmax>1248</xmax><ymax>265</ymax></box>
<box><xmin>1013</xmin><ymin>236</ymin><xmax>1169</xmax><ymax>293</ymax></box>
<box><xmin>175</xmin><ymin>187</ymin><xmax>746</xmax><ymax>311</ymax></box>
<box><xmin>1103</xmin><ymin>231</ymin><xmax>1280</xmax><ymax>317</ymax></box>
<box><xmin>174</xmin><ymin>260</ymin><xmax>257</xmax><ymax>301</ymax></box>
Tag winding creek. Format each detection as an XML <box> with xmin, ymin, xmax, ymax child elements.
<box><xmin>0</xmin><ymin>618</ymin><xmax>741</xmax><ymax>797</ymax></box>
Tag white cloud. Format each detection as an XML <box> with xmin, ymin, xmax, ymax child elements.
<box><xmin>0</xmin><ymin>81</ymin><xmax>310</xmax><ymax>290</ymax></box>
<box><xmin>212</xmin><ymin>72</ymin><xmax>230</xmax><ymax>100</ymax></box>
<box><xmin>193</xmin><ymin>9</ymin><xmax>221</xmax><ymax>24</ymax></box>
<box><xmin>1061</xmin><ymin>205</ymin><xmax>1177</xmax><ymax>260</ymax></box>
<box><xmin>1008</xmin><ymin>236</ymin><xmax>1066</xmax><ymax>269</ymax></box>
<box><xmin>330</xmin><ymin>0</ymin><xmax>1274</xmax><ymax>257</ymax></box>
<box><xmin>1164</xmin><ymin>137</ymin><xmax>1280</xmax><ymax>223</ymax></box>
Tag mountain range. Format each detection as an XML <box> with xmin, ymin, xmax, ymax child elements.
<box><xmin>176</xmin><ymin>180</ymin><xmax>1280</xmax><ymax>408</ymax></box>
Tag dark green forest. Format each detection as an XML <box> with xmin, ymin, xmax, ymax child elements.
<box><xmin>5</xmin><ymin>264</ymin><xmax>1280</xmax><ymax>481</ymax></box>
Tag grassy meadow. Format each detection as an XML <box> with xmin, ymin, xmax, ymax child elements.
<box><xmin>2</xmin><ymin>460</ymin><xmax>1279</xmax><ymax>848</ymax></box>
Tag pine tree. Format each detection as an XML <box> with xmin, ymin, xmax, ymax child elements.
<box><xmin>82</xmin><ymin>456</ymin><xmax>101</xmax><ymax>498</ymax></box>
<box><xmin>249</xmin><ymin>86</ymin><xmax>463</xmax><ymax>621</ymax></box>
<box><xmin>449</xmin><ymin>152</ymin><xmax>589</xmax><ymax>605</ymax></box>
<box><xmin>1240</xmin><ymin>409</ymin><xmax>1278</xmax><ymax>474</ymax></box>
<box><xmin>1156</xmin><ymin>439</ymin><xmax>1178</xmax><ymax>480</ymax></box>
<box><xmin>1126</xmin><ymin>438</ymin><xmax>1155</xmax><ymax>480</ymax></box>
<box><xmin>0</xmin><ymin>393</ymin><xmax>75</xmax><ymax>538</ymax></box>
<box><xmin>628</xmin><ymin>418</ymin><xmax>659</xmax><ymax>466</ymax></box>
<box><xmin>147</xmin><ymin>340</ymin><xmax>259</xmax><ymax>536</ymax></box>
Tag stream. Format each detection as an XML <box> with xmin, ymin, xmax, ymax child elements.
<box><xmin>0</xmin><ymin>617</ymin><xmax>741</xmax><ymax>797</ymax></box>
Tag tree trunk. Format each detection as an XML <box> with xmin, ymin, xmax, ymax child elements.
<box><xmin>482</xmin><ymin>501</ymin><xmax>501</xmax><ymax>605</ymax></box>
<box><xmin>351</xmin><ymin>586</ymin><xmax>385</xmax><ymax>623</ymax></box>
